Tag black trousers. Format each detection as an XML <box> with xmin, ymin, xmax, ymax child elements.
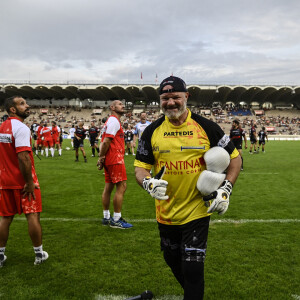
<box><xmin>158</xmin><ymin>217</ymin><xmax>210</xmax><ymax>300</ymax></box>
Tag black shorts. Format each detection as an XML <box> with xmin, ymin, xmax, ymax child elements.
<box><xmin>259</xmin><ymin>140</ymin><xmax>265</xmax><ymax>145</ymax></box>
<box><xmin>74</xmin><ymin>138</ymin><xmax>84</xmax><ymax>148</ymax></box>
<box><xmin>250</xmin><ymin>137</ymin><xmax>257</xmax><ymax>144</ymax></box>
<box><xmin>90</xmin><ymin>137</ymin><xmax>98</xmax><ymax>146</ymax></box>
<box><xmin>158</xmin><ymin>217</ymin><xmax>210</xmax><ymax>255</ymax></box>
<box><xmin>232</xmin><ymin>141</ymin><xmax>242</xmax><ymax>150</ymax></box>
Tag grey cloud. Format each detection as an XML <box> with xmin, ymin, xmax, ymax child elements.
<box><xmin>1</xmin><ymin>0</ymin><xmax>300</xmax><ymax>84</ymax></box>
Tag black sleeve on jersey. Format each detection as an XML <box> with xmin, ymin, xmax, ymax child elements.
<box><xmin>191</xmin><ymin>112</ymin><xmax>236</xmax><ymax>155</ymax></box>
<box><xmin>241</xmin><ymin>129</ymin><xmax>245</xmax><ymax>137</ymax></box>
<box><xmin>135</xmin><ymin>116</ymin><xmax>165</xmax><ymax>166</ymax></box>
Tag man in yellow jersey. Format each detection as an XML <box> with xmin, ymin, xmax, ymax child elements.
<box><xmin>134</xmin><ymin>76</ymin><xmax>241</xmax><ymax>300</ymax></box>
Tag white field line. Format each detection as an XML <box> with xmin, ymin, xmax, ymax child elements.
<box><xmin>95</xmin><ymin>295</ymin><xmax>182</xmax><ymax>300</ymax></box>
<box><xmin>13</xmin><ymin>217</ymin><xmax>300</xmax><ymax>224</ymax></box>
<box><xmin>240</xmin><ymin>173</ymin><xmax>279</xmax><ymax>175</ymax></box>
<box><xmin>95</xmin><ymin>296</ymin><xmax>300</xmax><ymax>300</ymax></box>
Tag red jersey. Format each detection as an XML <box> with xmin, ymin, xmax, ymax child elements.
<box><xmin>40</xmin><ymin>126</ymin><xmax>52</xmax><ymax>141</ymax></box>
<box><xmin>36</xmin><ymin>125</ymin><xmax>43</xmax><ymax>139</ymax></box>
<box><xmin>51</xmin><ymin>125</ymin><xmax>60</xmax><ymax>140</ymax></box>
<box><xmin>0</xmin><ymin>117</ymin><xmax>39</xmax><ymax>189</ymax></box>
<box><xmin>101</xmin><ymin>115</ymin><xmax>125</xmax><ymax>165</ymax></box>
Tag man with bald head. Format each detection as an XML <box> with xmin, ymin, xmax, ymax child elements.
<box><xmin>97</xmin><ymin>100</ymin><xmax>132</xmax><ymax>229</ymax></box>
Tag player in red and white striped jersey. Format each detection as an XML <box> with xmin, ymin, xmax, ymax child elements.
<box><xmin>40</xmin><ymin>123</ymin><xmax>54</xmax><ymax>157</ymax></box>
<box><xmin>0</xmin><ymin>96</ymin><xmax>48</xmax><ymax>266</ymax></box>
<box><xmin>51</xmin><ymin>121</ymin><xmax>62</xmax><ymax>156</ymax></box>
<box><xmin>35</xmin><ymin>121</ymin><xmax>44</xmax><ymax>156</ymax></box>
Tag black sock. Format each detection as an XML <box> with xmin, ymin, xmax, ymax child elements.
<box><xmin>76</xmin><ymin>156</ymin><xmax>78</xmax><ymax>160</ymax></box>
<box><xmin>92</xmin><ymin>148</ymin><xmax>95</xmax><ymax>155</ymax></box>
<box><xmin>241</xmin><ymin>157</ymin><xmax>243</xmax><ymax>169</ymax></box>
<box><xmin>96</xmin><ymin>148</ymin><xmax>99</xmax><ymax>153</ymax></box>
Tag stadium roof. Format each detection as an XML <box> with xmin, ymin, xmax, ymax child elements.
<box><xmin>0</xmin><ymin>82</ymin><xmax>299</xmax><ymax>107</ymax></box>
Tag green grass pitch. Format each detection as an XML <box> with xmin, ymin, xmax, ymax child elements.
<box><xmin>0</xmin><ymin>140</ymin><xmax>299</xmax><ymax>299</ymax></box>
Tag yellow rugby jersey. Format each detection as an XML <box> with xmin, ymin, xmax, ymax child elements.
<box><xmin>134</xmin><ymin>109</ymin><xmax>239</xmax><ymax>225</ymax></box>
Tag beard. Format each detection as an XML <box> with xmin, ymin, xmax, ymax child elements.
<box><xmin>115</xmin><ymin>108</ymin><xmax>124</xmax><ymax>115</ymax></box>
<box><xmin>15</xmin><ymin>107</ymin><xmax>30</xmax><ymax>119</ymax></box>
<box><xmin>162</xmin><ymin>101</ymin><xmax>187</xmax><ymax>120</ymax></box>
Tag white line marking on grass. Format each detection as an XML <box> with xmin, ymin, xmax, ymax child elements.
<box><xmin>14</xmin><ymin>217</ymin><xmax>300</xmax><ymax>224</ymax></box>
<box><xmin>240</xmin><ymin>173</ymin><xmax>279</xmax><ymax>175</ymax></box>
<box><xmin>210</xmin><ymin>219</ymin><xmax>300</xmax><ymax>224</ymax></box>
<box><xmin>95</xmin><ymin>295</ymin><xmax>182</xmax><ymax>300</ymax></box>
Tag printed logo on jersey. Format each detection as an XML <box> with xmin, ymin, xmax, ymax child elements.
<box><xmin>137</xmin><ymin>140</ymin><xmax>149</xmax><ymax>156</ymax></box>
<box><xmin>181</xmin><ymin>146</ymin><xmax>205</xmax><ymax>151</ymax></box>
<box><xmin>164</xmin><ymin>131</ymin><xmax>193</xmax><ymax>137</ymax></box>
<box><xmin>0</xmin><ymin>133</ymin><xmax>12</xmax><ymax>143</ymax></box>
<box><xmin>217</xmin><ymin>134</ymin><xmax>230</xmax><ymax>148</ymax></box>
<box><xmin>156</xmin><ymin>157</ymin><xmax>205</xmax><ymax>175</ymax></box>
<box><xmin>152</xmin><ymin>146</ymin><xmax>170</xmax><ymax>153</ymax></box>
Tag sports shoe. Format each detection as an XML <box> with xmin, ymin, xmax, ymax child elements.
<box><xmin>91</xmin><ymin>155</ymin><xmax>95</xmax><ymax>157</ymax></box>
<box><xmin>102</xmin><ymin>217</ymin><xmax>113</xmax><ymax>226</ymax></box>
<box><xmin>84</xmin><ymin>158</ymin><xmax>87</xmax><ymax>163</ymax></box>
<box><xmin>34</xmin><ymin>251</ymin><xmax>49</xmax><ymax>265</ymax></box>
<box><xmin>110</xmin><ymin>217</ymin><xmax>133</xmax><ymax>229</ymax></box>
<box><xmin>0</xmin><ymin>255</ymin><xmax>7</xmax><ymax>268</ymax></box>
<box><xmin>75</xmin><ymin>159</ymin><xmax>79</xmax><ymax>162</ymax></box>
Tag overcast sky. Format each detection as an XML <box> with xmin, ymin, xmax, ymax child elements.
<box><xmin>1</xmin><ymin>0</ymin><xmax>300</xmax><ymax>85</ymax></box>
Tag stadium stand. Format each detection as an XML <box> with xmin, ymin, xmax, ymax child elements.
<box><xmin>0</xmin><ymin>83</ymin><xmax>299</xmax><ymax>137</ymax></box>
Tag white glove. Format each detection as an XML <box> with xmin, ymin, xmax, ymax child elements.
<box><xmin>203</xmin><ymin>180</ymin><xmax>233</xmax><ymax>215</ymax></box>
<box><xmin>142</xmin><ymin>166</ymin><xmax>169</xmax><ymax>200</ymax></box>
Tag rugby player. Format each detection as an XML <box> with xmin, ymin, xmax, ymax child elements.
<box><xmin>230</xmin><ymin>120</ymin><xmax>247</xmax><ymax>170</ymax></box>
<box><xmin>74</xmin><ymin>122</ymin><xmax>87</xmax><ymax>162</ymax></box>
<box><xmin>89</xmin><ymin>121</ymin><xmax>100</xmax><ymax>157</ymax></box>
<box><xmin>35</xmin><ymin>120</ymin><xmax>44</xmax><ymax>156</ymax></box>
<box><xmin>133</xmin><ymin>112</ymin><xmax>151</xmax><ymax>148</ymax></box>
<box><xmin>41</xmin><ymin>123</ymin><xmax>54</xmax><ymax>157</ymax></box>
<box><xmin>124</xmin><ymin>124</ymin><xmax>135</xmax><ymax>155</ymax></box>
<box><xmin>257</xmin><ymin>126</ymin><xmax>268</xmax><ymax>153</ymax></box>
<box><xmin>0</xmin><ymin>96</ymin><xmax>48</xmax><ymax>267</ymax></box>
<box><xmin>134</xmin><ymin>76</ymin><xmax>241</xmax><ymax>299</ymax></box>
<box><xmin>69</xmin><ymin>125</ymin><xmax>76</xmax><ymax>148</ymax></box>
<box><xmin>51</xmin><ymin>121</ymin><xmax>62</xmax><ymax>156</ymax></box>
<box><xmin>249</xmin><ymin>122</ymin><xmax>257</xmax><ymax>154</ymax></box>
<box><xmin>97</xmin><ymin>100</ymin><xmax>132</xmax><ymax>229</ymax></box>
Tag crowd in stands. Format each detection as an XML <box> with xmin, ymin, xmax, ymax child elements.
<box><xmin>1</xmin><ymin>105</ymin><xmax>299</xmax><ymax>137</ymax></box>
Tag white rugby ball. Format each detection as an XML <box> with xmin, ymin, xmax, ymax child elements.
<box><xmin>204</xmin><ymin>146</ymin><xmax>230</xmax><ymax>173</ymax></box>
<box><xmin>196</xmin><ymin>170</ymin><xmax>226</xmax><ymax>196</ymax></box>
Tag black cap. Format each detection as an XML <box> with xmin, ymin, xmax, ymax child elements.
<box><xmin>159</xmin><ymin>76</ymin><xmax>187</xmax><ymax>95</ymax></box>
